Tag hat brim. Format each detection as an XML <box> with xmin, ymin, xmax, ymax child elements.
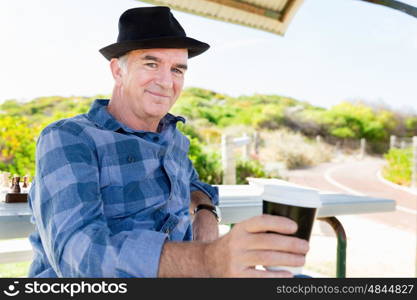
<box><xmin>99</xmin><ymin>36</ymin><xmax>209</xmax><ymax>60</ymax></box>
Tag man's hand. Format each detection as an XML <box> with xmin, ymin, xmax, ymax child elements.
<box><xmin>158</xmin><ymin>214</ymin><xmax>309</xmax><ymax>278</ymax></box>
<box><xmin>203</xmin><ymin>214</ymin><xmax>309</xmax><ymax>277</ymax></box>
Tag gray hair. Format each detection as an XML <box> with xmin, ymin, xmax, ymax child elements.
<box><xmin>117</xmin><ymin>53</ymin><xmax>129</xmax><ymax>73</ymax></box>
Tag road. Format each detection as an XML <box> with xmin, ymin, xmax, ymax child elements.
<box><xmin>286</xmin><ymin>156</ymin><xmax>417</xmax><ymax>233</ymax></box>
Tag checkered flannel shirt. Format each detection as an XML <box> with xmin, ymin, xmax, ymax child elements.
<box><xmin>28</xmin><ymin>99</ymin><xmax>218</xmax><ymax>277</ymax></box>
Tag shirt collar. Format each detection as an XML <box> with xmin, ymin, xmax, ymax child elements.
<box><xmin>86</xmin><ymin>99</ymin><xmax>185</xmax><ymax>133</ymax></box>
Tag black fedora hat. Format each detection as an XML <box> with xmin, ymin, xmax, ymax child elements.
<box><xmin>99</xmin><ymin>6</ymin><xmax>210</xmax><ymax>60</ymax></box>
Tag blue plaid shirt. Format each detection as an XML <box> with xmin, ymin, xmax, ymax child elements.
<box><xmin>28</xmin><ymin>99</ymin><xmax>218</xmax><ymax>278</ymax></box>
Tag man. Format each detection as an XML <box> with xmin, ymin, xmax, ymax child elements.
<box><xmin>28</xmin><ymin>6</ymin><xmax>309</xmax><ymax>277</ymax></box>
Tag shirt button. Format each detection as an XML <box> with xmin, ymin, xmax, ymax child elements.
<box><xmin>127</xmin><ymin>155</ymin><xmax>135</xmax><ymax>163</ymax></box>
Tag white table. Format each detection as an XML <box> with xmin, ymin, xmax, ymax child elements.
<box><xmin>0</xmin><ymin>199</ymin><xmax>33</xmax><ymax>240</ymax></box>
<box><xmin>0</xmin><ymin>185</ymin><xmax>396</xmax><ymax>239</ymax></box>
<box><xmin>0</xmin><ymin>184</ymin><xmax>396</xmax><ymax>277</ymax></box>
<box><xmin>218</xmin><ymin>184</ymin><xmax>396</xmax><ymax>224</ymax></box>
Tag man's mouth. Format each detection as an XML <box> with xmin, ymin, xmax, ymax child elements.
<box><xmin>145</xmin><ymin>90</ymin><xmax>171</xmax><ymax>98</ymax></box>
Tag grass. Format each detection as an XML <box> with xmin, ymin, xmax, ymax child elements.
<box><xmin>383</xmin><ymin>147</ymin><xmax>412</xmax><ymax>186</ymax></box>
<box><xmin>0</xmin><ymin>261</ymin><xmax>31</xmax><ymax>278</ymax></box>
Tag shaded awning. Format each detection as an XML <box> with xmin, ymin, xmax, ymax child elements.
<box><xmin>139</xmin><ymin>0</ymin><xmax>417</xmax><ymax>37</ymax></box>
<box><xmin>138</xmin><ymin>0</ymin><xmax>304</xmax><ymax>36</ymax></box>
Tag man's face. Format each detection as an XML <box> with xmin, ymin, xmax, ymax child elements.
<box><xmin>117</xmin><ymin>48</ymin><xmax>188</xmax><ymax>122</ymax></box>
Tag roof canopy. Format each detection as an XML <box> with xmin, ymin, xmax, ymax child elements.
<box><xmin>139</xmin><ymin>0</ymin><xmax>417</xmax><ymax>36</ymax></box>
<box><xmin>139</xmin><ymin>0</ymin><xmax>304</xmax><ymax>36</ymax></box>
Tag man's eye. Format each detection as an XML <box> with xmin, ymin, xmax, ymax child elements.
<box><xmin>172</xmin><ymin>68</ymin><xmax>183</xmax><ymax>75</ymax></box>
<box><xmin>146</xmin><ymin>63</ymin><xmax>157</xmax><ymax>68</ymax></box>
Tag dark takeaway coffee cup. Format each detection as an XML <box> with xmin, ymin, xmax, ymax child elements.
<box><xmin>261</xmin><ymin>184</ymin><xmax>321</xmax><ymax>274</ymax></box>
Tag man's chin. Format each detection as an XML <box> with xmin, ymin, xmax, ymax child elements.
<box><xmin>145</xmin><ymin>107</ymin><xmax>171</xmax><ymax>120</ymax></box>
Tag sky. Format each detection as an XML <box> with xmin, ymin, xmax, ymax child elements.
<box><xmin>0</xmin><ymin>0</ymin><xmax>416</xmax><ymax>111</ymax></box>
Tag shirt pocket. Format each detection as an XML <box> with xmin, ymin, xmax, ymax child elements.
<box><xmin>102</xmin><ymin>152</ymin><xmax>161</xmax><ymax>185</ymax></box>
<box><xmin>99</xmin><ymin>152</ymin><xmax>162</xmax><ymax>218</ymax></box>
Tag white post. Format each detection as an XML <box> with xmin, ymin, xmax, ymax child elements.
<box><xmin>412</xmin><ymin>137</ymin><xmax>417</xmax><ymax>190</ymax></box>
<box><xmin>254</xmin><ymin>132</ymin><xmax>260</xmax><ymax>155</ymax></box>
<box><xmin>390</xmin><ymin>135</ymin><xmax>397</xmax><ymax>149</ymax></box>
<box><xmin>243</xmin><ymin>133</ymin><xmax>250</xmax><ymax>161</ymax></box>
<box><xmin>222</xmin><ymin>134</ymin><xmax>236</xmax><ymax>184</ymax></box>
<box><xmin>413</xmin><ymin>136</ymin><xmax>417</xmax><ymax>277</ymax></box>
<box><xmin>359</xmin><ymin>138</ymin><xmax>366</xmax><ymax>160</ymax></box>
<box><xmin>316</xmin><ymin>135</ymin><xmax>322</xmax><ymax>144</ymax></box>
<box><xmin>401</xmin><ymin>140</ymin><xmax>406</xmax><ymax>149</ymax></box>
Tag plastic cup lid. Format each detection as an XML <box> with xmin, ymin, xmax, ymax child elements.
<box><xmin>262</xmin><ymin>184</ymin><xmax>321</xmax><ymax>208</ymax></box>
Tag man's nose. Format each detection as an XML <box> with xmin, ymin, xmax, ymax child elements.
<box><xmin>154</xmin><ymin>68</ymin><xmax>174</xmax><ymax>89</ymax></box>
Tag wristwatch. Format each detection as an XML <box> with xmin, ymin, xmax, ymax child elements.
<box><xmin>193</xmin><ymin>204</ymin><xmax>221</xmax><ymax>223</ymax></box>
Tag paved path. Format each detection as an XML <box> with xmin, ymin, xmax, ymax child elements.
<box><xmin>287</xmin><ymin>156</ymin><xmax>416</xmax><ymax>233</ymax></box>
<box><xmin>286</xmin><ymin>156</ymin><xmax>416</xmax><ymax>277</ymax></box>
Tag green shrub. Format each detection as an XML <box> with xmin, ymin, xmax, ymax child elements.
<box><xmin>383</xmin><ymin>148</ymin><xmax>412</xmax><ymax>186</ymax></box>
<box><xmin>236</xmin><ymin>159</ymin><xmax>272</xmax><ymax>184</ymax></box>
<box><xmin>176</xmin><ymin>122</ymin><xmax>203</xmax><ymax>142</ymax></box>
<box><xmin>405</xmin><ymin>117</ymin><xmax>417</xmax><ymax>136</ymax></box>
<box><xmin>187</xmin><ymin>135</ymin><xmax>222</xmax><ymax>185</ymax></box>
<box><xmin>0</xmin><ymin>115</ymin><xmax>40</xmax><ymax>176</ymax></box>
<box><xmin>320</xmin><ymin>102</ymin><xmax>396</xmax><ymax>142</ymax></box>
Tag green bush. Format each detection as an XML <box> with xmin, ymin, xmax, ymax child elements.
<box><xmin>185</xmin><ymin>133</ymin><xmax>222</xmax><ymax>185</ymax></box>
<box><xmin>0</xmin><ymin>96</ymin><xmax>96</xmax><ymax>176</ymax></box>
<box><xmin>383</xmin><ymin>148</ymin><xmax>412</xmax><ymax>186</ymax></box>
<box><xmin>405</xmin><ymin>117</ymin><xmax>417</xmax><ymax>136</ymax></box>
<box><xmin>0</xmin><ymin>115</ymin><xmax>40</xmax><ymax>176</ymax></box>
<box><xmin>319</xmin><ymin>102</ymin><xmax>396</xmax><ymax>142</ymax></box>
<box><xmin>176</xmin><ymin>122</ymin><xmax>203</xmax><ymax>142</ymax></box>
<box><xmin>236</xmin><ymin>159</ymin><xmax>272</xmax><ymax>184</ymax></box>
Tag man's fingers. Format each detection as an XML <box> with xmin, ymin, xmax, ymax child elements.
<box><xmin>246</xmin><ymin>233</ymin><xmax>309</xmax><ymax>254</ymax></box>
<box><xmin>223</xmin><ymin>215</ymin><xmax>309</xmax><ymax>278</ymax></box>
<box><xmin>243</xmin><ymin>250</ymin><xmax>306</xmax><ymax>268</ymax></box>
<box><xmin>242</xmin><ymin>214</ymin><xmax>298</xmax><ymax>235</ymax></box>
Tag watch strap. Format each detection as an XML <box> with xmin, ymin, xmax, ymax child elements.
<box><xmin>193</xmin><ymin>204</ymin><xmax>219</xmax><ymax>222</ymax></box>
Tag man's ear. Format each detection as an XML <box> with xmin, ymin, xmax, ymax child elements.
<box><xmin>110</xmin><ymin>58</ymin><xmax>123</xmax><ymax>86</ymax></box>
